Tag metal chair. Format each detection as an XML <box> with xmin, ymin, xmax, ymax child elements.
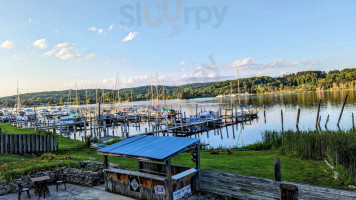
<box><xmin>56</xmin><ymin>173</ymin><xmax>67</xmax><ymax>191</ymax></box>
<box><xmin>17</xmin><ymin>184</ymin><xmax>30</xmax><ymax>200</ymax></box>
<box><xmin>37</xmin><ymin>181</ymin><xmax>50</xmax><ymax>199</ymax></box>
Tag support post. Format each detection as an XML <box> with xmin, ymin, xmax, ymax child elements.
<box><xmin>337</xmin><ymin>94</ymin><xmax>348</xmax><ymax>127</ymax></box>
<box><xmin>103</xmin><ymin>155</ymin><xmax>108</xmax><ymax>169</ymax></box>
<box><xmin>274</xmin><ymin>158</ymin><xmax>281</xmax><ymax>182</ymax></box>
<box><xmin>296</xmin><ymin>108</ymin><xmax>300</xmax><ymax>128</ymax></box>
<box><xmin>196</xmin><ymin>143</ymin><xmax>201</xmax><ymax>191</ymax></box>
<box><xmin>316</xmin><ymin>99</ymin><xmax>321</xmax><ymax>127</ymax></box>
<box><xmin>281</xmin><ymin>110</ymin><xmax>284</xmax><ymax>131</ymax></box>
<box><xmin>166</xmin><ymin>159</ymin><xmax>173</xmax><ymax>200</ymax></box>
<box><xmin>280</xmin><ymin>183</ymin><xmax>298</xmax><ymax>200</ymax></box>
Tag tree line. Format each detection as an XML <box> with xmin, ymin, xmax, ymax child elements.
<box><xmin>1</xmin><ymin>68</ymin><xmax>356</xmax><ymax>107</ymax></box>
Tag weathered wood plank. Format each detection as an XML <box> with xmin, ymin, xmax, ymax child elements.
<box><xmin>201</xmin><ymin>170</ymin><xmax>356</xmax><ymax>200</ymax></box>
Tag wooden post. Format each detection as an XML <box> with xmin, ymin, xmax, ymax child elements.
<box><xmin>0</xmin><ymin>134</ymin><xmax>3</xmax><ymax>153</ymax></box>
<box><xmin>281</xmin><ymin>110</ymin><xmax>284</xmax><ymax>131</ymax></box>
<box><xmin>19</xmin><ymin>134</ymin><xmax>22</xmax><ymax>154</ymax></box>
<box><xmin>316</xmin><ymin>99</ymin><xmax>321</xmax><ymax>127</ymax></box>
<box><xmin>103</xmin><ymin>155</ymin><xmax>109</xmax><ymax>169</ymax></box>
<box><xmin>274</xmin><ymin>158</ymin><xmax>281</xmax><ymax>182</ymax></box>
<box><xmin>14</xmin><ymin>134</ymin><xmax>17</xmax><ymax>153</ymax></box>
<box><xmin>280</xmin><ymin>183</ymin><xmax>298</xmax><ymax>200</ymax></box>
<box><xmin>352</xmin><ymin>113</ymin><xmax>355</xmax><ymax>129</ymax></box>
<box><xmin>337</xmin><ymin>94</ymin><xmax>348</xmax><ymax>126</ymax></box>
<box><xmin>166</xmin><ymin>159</ymin><xmax>173</xmax><ymax>200</ymax></box>
<box><xmin>196</xmin><ymin>143</ymin><xmax>201</xmax><ymax>191</ymax></box>
<box><xmin>9</xmin><ymin>134</ymin><xmax>13</xmax><ymax>154</ymax></box>
<box><xmin>296</xmin><ymin>108</ymin><xmax>300</xmax><ymax>128</ymax></box>
<box><xmin>263</xmin><ymin>105</ymin><xmax>266</xmax><ymax>124</ymax></box>
<box><xmin>325</xmin><ymin>114</ymin><xmax>329</xmax><ymax>129</ymax></box>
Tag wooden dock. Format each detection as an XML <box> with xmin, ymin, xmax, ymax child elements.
<box><xmin>200</xmin><ymin>170</ymin><xmax>356</xmax><ymax>200</ymax></box>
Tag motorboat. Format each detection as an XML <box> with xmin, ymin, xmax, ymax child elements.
<box><xmin>48</xmin><ymin>107</ymin><xmax>62</xmax><ymax>116</ymax></box>
<box><xmin>39</xmin><ymin>109</ymin><xmax>50</xmax><ymax>116</ymax></box>
<box><xmin>61</xmin><ymin>106</ymin><xmax>71</xmax><ymax>115</ymax></box>
<box><xmin>59</xmin><ymin>115</ymin><xmax>74</xmax><ymax>125</ymax></box>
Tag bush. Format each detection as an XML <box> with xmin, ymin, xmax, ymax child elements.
<box><xmin>0</xmin><ymin>160</ymin><xmax>79</xmax><ymax>182</ymax></box>
<box><xmin>104</xmin><ymin>139</ymin><xmax>121</xmax><ymax>145</ymax></box>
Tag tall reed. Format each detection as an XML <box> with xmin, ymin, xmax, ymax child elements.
<box><xmin>262</xmin><ymin>129</ymin><xmax>356</xmax><ymax>177</ymax></box>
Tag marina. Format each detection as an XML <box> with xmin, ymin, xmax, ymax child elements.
<box><xmin>1</xmin><ymin>90</ymin><xmax>355</xmax><ymax>149</ymax></box>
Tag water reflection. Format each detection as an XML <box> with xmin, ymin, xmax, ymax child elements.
<box><xmin>69</xmin><ymin>90</ymin><xmax>356</xmax><ymax>148</ymax></box>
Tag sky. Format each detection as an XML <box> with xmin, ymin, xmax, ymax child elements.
<box><xmin>1</xmin><ymin>0</ymin><xmax>356</xmax><ymax>97</ymax></box>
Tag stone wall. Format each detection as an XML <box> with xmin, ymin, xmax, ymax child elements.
<box><xmin>0</xmin><ymin>161</ymin><xmax>124</xmax><ymax>196</ymax></box>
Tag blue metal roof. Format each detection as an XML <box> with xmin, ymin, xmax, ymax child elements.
<box><xmin>97</xmin><ymin>135</ymin><xmax>200</xmax><ymax>161</ymax></box>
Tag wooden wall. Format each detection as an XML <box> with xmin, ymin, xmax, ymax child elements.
<box><xmin>0</xmin><ymin>134</ymin><xmax>58</xmax><ymax>154</ymax></box>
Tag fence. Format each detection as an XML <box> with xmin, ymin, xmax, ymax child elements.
<box><xmin>0</xmin><ymin>134</ymin><xmax>58</xmax><ymax>154</ymax></box>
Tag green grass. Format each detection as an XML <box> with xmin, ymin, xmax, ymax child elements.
<box><xmin>0</xmin><ymin>122</ymin><xmax>351</xmax><ymax>190</ymax></box>
<box><xmin>0</xmin><ymin>123</ymin><xmax>54</xmax><ymax>135</ymax></box>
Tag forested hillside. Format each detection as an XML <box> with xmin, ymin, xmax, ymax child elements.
<box><xmin>1</xmin><ymin>68</ymin><xmax>355</xmax><ymax>107</ymax></box>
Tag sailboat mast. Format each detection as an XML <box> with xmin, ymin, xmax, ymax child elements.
<box><xmin>68</xmin><ymin>89</ymin><xmax>71</xmax><ymax>105</ymax></box>
<box><xmin>75</xmin><ymin>83</ymin><xmax>79</xmax><ymax>110</ymax></box>
<box><xmin>117</xmin><ymin>72</ymin><xmax>120</xmax><ymax>105</ymax></box>
<box><xmin>237</xmin><ymin>69</ymin><xmax>240</xmax><ymax>104</ymax></box>
<box><xmin>85</xmin><ymin>88</ymin><xmax>88</xmax><ymax>113</ymax></box>
<box><xmin>16</xmin><ymin>81</ymin><xmax>20</xmax><ymax>113</ymax></box>
<box><xmin>102</xmin><ymin>89</ymin><xmax>104</xmax><ymax>104</ymax></box>
<box><xmin>150</xmin><ymin>74</ymin><xmax>154</xmax><ymax>106</ymax></box>
<box><xmin>155</xmin><ymin>72</ymin><xmax>159</xmax><ymax>106</ymax></box>
<box><xmin>130</xmin><ymin>87</ymin><xmax>133</xmax><ymax>107</ymax></box>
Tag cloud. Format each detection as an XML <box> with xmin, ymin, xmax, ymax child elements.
<box><xmin>109</xmin><ymin>25</ymin><xmax>114</xmax><ymax>31</ymax></box>
<box><xmin>256</xmin><ymin>71</ymin><xmax>265</xmax><ymax>76</ymax></box>
<box><xmin>98</xmin><ymin>29</ymin><xmax>103</xmax><ymax>34</ymax></box>
<box><xmin>88</xmin><ymin>27</ymin><xmax>97</xmax><ymax>32</ymax></box>
<box><xmin>28</xmin><ymin>18</ymin><xmax>39</xmax><ymax>24</ymax></box>
<box><xmin>54</xmin><ymin>29</ymin><xmax>59</xmax><ymax>34</ymax></box>
<box><xmin>43</xmin><ymin>42</ymin><xmax>94</xmax><ymax>60</ymax></box>
<box><xmin>104</xmin><ymin>58</ymin><xmax>131</xmax><ymax>67</ymax></box>
<box><xmin>1</xmin><ymin>40</ymin><xmax>14</xmax><ymax>49</ymax></box>
<box><xmin>180</xmin><ymin>60</ymin><xmax>186</xmax><ymax>65</ymax></box>
<box><xmin>33</xmin><ymin>39</ymin><xmax>48</xmax><ymax>49</ymax></box>
<box><xmin>230</xmin><ymin>58</ymin><xmax>289</xmax><ymax>70</ymax></box>
<box><xmin>122</xmin><ymin>32</ymin><xmax>139</xmax><ymax>42</ymax></box>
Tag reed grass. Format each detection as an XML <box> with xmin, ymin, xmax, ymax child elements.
<box><xmin>262</xmin><ymin>129</ymin><xmax>356</xmax><ymax>183</ymax></box>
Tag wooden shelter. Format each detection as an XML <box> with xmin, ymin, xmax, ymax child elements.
<box><xmin>97</xmin><ymin>135</ymin><xmax>200</xmax><ymax>200</ymax></box>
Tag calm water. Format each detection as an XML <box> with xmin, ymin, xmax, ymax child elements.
<box><xmin>72</xmin><ymin>90</ymin><xmax>356</xmax><ymax>148</ymax></box>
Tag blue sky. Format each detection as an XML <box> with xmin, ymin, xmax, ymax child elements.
<box><xmin>1</xmin><ymin>0</ymin><xmax>356</xmax><ymax>96</ymax></box>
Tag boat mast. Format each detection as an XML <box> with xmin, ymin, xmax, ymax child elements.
<box><xmin>155</xmin><ymin>72</ymin><xmax>159</xmax><ymax>106</ymax></box>
<box><xmin>102</xmin><ymin>89</ymin><xmax>105</xmax><ymax>104</ymax></box>
<box><xmin>237</xmin><ymin>69</ymin><xmax>240</xmax><ymax>104</ymax></box>
<box><xmin>150</xmin><ymin>74</ymin><xmax>154</xmax><ymax>107</ymax></box>
<box><xmin>117</xmin><ymin>72</ymin><xmax>120</xmax><ymax>105</ymax></box>
<box><xmin>130</xmin><ymin>87</ymin><xmax>133</xmax><ymax>107</ymax></box>
<box><xmin>68</xmin><ymin>89</ymin><xmax>71</xmax><ymax>106</ymax></box>
<box><xmin>85</xmin><ymin>88</ymin><xmax>88</xmax><ymax>113</ymax></box>
<box><xmin>16</xmin><ymin>81</ymin><xmax>20</xmax><ymax>113</ymax></box>
<box><xmin>75</xmin><ymin>82</ymin><xmax>79</xmax><ymax>110</ymax></box>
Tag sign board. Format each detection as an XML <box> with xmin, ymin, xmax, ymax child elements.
<box><xmin>173</xmin><ymin>185</ymin><xmax>192</xmax><ymax>200</ymax></box>
<box><xmin>154</xmin><ymin>185</ymin><xmax>166</xmax><ymax>195</ymax></box>
<box><xmin>130</xmin><ymin>179</ymin><xmax>139</xmax><ymax>191</ymax></box>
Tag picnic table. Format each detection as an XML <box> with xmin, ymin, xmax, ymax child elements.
<box><xmin>31</xmin><ymin>175</ymin><xmax>50</xmax><ymax>198</ymax></box>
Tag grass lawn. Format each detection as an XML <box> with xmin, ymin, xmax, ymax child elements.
<box><xmin>55</xmin><ymin>136</ymin><xmax>344</xmax><ymax>189</ymax></box>
<box><xmin>0</xmin><ymin>123</ymin><xmax>52</xmax><ymax>135</ymax></box>
<box><xmin>0</xmin><ymin>123</ymin><xmax>347</xmax><ymax>190</ymax></box>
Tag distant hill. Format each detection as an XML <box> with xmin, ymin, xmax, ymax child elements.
<box><xmin>1</xmin><ymin>68</ymin><xmax>355</xmax><ymax>107</ymax></box>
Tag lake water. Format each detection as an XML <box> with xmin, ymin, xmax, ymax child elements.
<box><xmin>74</xmin><ymin>90</ymin><xmax>356</xmax><ymax>148</ymax></box>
